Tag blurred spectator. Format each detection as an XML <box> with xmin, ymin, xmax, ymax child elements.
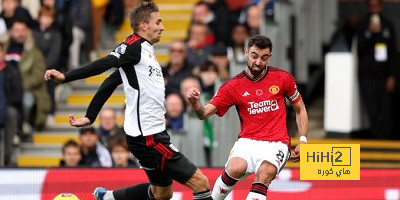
<box><xmin>163</xmin><ymin>40</ymin><xmax>193</xmax><ymax>95</ymax></box>
<box><xmin>21</xmin><ymin>0</ymin><xmax>41</xmax><ymax>19</ymax></box>
<box><xmin>186</xmin><ymin>22</ymin><xmax>213</xmax><ymax>69</ymax></box>
<box><xmin>79</xmin><ymin>126</ymin><xmax>112</xmax><ymax>167</ymax></box>
<box><xmin>356</xmin><ymin>0</ymin><xmax>397</xmax><ymax>139</ymax></box>
<box><xmin>210</xmin><ymin>42</ymin><xmax>229</xmax><ymax>80</ymax></box>
<box><xmin>180</xmin><ymin>77</ymin><xmax>211</xmax><ymax>166</ymax></box>
<box><xmin>165</xmin><ymin>92</ymin><xmax>186</xmax><ymax>158</ymax></box>
<box><xmin>1</xmin><ymin>18</ymin><xmax>50</xmax><ymax>130</ymax></box>
<box><xmin>97</xmin><ymin>107</ymin><xmax>124</xmax><ymax>148</ymax></box>
<box><xmin>33</xmin><ymin>6</ymin><xmax>61</xmax><ymax>69</ymax></box>
<box><xmin>245</xmin><ymin>4</ymin><xmax>262</xmax><ymax>36</ymax></box>
<box><xmin>329</xmin><ymin>14</ymin><xmax>360</xmax><ymax>52</ymax></box>
<box><xmin>238</xmin><ymin>0</ymin><xmax>275</xmax><ymax>26</ymax></box>
<box><xmin>90</xmin><ymin>0</ymin><xmax>110</xmax><ymax>61</ymax></box>
<box><xmin>109</xmin><ymin>137</ymin><xmax>139</xmax><ymax>168</ymax></box>
<box><xmin>254</xmin><ymin>0</ymin><xmax>276</xmax><ymax>20</ymax></box>
<box><xmin>165</xmin><ymin>93</ymin><xmax>185</xmax><ymax>132</ymax></box>
<box><xmin>201</xmin><ymin>0</ymin><xmax>233</xmax><ymax>45</ymax></box>
<box><xmin>0</xmin><ymin>42</ymin><xmax>23</xmax><ymax>166</ymax></box>
<box><xmin>0</xmin><ymin>0</ymin><xmax>34</xmax><ymax>28</ymax></box>
<box><xmin>180</xmin><ymin>76</ymin><xmax>202</xmax><ymax>111</ymax></box>
<box><xmin>33</xmin><ymin>6</ymin><xmax>62</xmax><ymax>121</ymax></box>
<box><xmin>227</xmin><ymin>23</ymin><xmax>249</xmax><ymax>63</ymax></box>
<box><xmin>42</xmin><ymin>0</ymin><xmax>73</xmax><ymax>71</ymax></box>
<box><xmin>195</xmin><ymin>60</ymin><xmax>220</xmax><ymax>98</ymax></box>
<box><xmin>191</xmin><ymin>2</ymin><xmax>215</xmax><ymax>46</ymax></box>
<box><xmin>69</xmin><ymin>0</ymin><xmax>92</xmax><ymax>69</ymax></box>
<box><xmin>59</xmin><ymin>139</ymin><xmax>83</xmax><ymax>167</ymax></box>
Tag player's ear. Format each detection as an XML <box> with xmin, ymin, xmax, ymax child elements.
<box><xmin>139</xmin><ymin>22</ymin><xmax>147</xmax><ymax>31</ymax></box>
<box><xmin>244</xmin><ymin>47</ymin><xmax>249</xmax><ymax>59</ymax></box>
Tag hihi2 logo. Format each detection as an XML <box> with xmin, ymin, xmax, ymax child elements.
<box><xmin>300</xmin><ymin>144</ymin><xmax>360</xmax><ymax>180</ymax></box>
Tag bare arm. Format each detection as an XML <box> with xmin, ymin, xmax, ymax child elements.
<box><xmin>290</xmin><ymin>99</ymin><xmax>308</xmax><ymax>162</ymax></box>
<box><xmin>186</xmin><ymin>87</ymin><xmax>218</xmax><ymax>120</ymax></box>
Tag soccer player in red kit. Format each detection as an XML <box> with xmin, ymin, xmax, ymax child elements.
<box><xmin>187</xmin><ymin>35</ymin><xmax>308</xmax><ymax>200</ymax></box>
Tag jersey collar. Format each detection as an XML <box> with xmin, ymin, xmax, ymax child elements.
<box><xmin>244</xmin><ymin>66</ymin><xmax>269</xmax><ymax>82</ymax></box>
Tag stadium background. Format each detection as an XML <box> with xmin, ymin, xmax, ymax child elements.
<box><xmin>1</xmin><ymin>0</ymin><xmax>400</xmax><ymax>199</ymax></box>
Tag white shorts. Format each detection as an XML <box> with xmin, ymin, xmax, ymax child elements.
<box><xmin>225</xmin><ymin>138</ymin><xmax>290</xmax><ymax>177</ymax></box>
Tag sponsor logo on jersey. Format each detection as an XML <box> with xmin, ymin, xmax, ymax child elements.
<box><xmin>256</xmin><ymin>89</ymin><xmax>263</xmax><ymax>96</ymax></box>
<box><xmin>269</xmin><ymin>85</ymin><xmax>280</xmax><ymax>95</ymax></box>
<box><xmin>247</xmin><ymin>99</ymin><xmax>279</xmax><ymax>115</ymax></box>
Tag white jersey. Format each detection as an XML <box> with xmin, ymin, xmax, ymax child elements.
<box><xmin>110</xmin><ymin>34</ymin><xmax>166</xmax><ymax>136</ymax></box>
<box><xmin>116</xmin><ymin>37</ymin><xmax>166</xmax><ymax>136</ymax></box>
<box><xmin>71</xmin><ymin>34</ymin><xmax>166</xmax><ymax>137</ymax></box>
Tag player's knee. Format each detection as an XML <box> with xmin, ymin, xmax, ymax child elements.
<box><xmin>226</xmin><ymin>165</ymin><xmax>246</xmax><ymax>179</ymax></box>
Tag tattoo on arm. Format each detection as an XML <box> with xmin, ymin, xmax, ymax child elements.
<box><xmin>195</xmin><ymin>106</ymin><xmax>205</xmax><ymax>118</ymax></box>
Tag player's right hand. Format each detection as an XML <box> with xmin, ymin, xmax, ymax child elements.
<box><xmin>186</xmin><ymin>87</ymin><xmax>201</xmax><ymax>104</ymax></box>
<box><xmin>69</xmin><ymin>114</ymin><xmax>91</xmax><ymax>127</ymax></box>
<box><xmin>44</xmin><ymin>69</ymin><xmax>65</xmax><ymax>83</ymax></box>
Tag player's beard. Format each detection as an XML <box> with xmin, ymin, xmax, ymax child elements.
<box><xmin>247</xmin><ymin>63</ymin><xmax>265</xmax><ymax>78</ymax></box>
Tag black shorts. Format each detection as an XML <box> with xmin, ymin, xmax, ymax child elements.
<box><xmin>126</xmin><ymin>131</ymin><xmax>197</xmax><ymax>187</ymax></box>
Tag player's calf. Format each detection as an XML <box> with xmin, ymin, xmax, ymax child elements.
<box><xmin>185</xmin><ymin>169</ymin><xmax>213</xmax><ymax>200</ymax></box>
<box><xmin>211</xmin><ymin>171</ymin><xmax>239</xmax><ymax>200</ymax></box>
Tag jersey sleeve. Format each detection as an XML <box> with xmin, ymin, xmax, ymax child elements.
<box><xmin>284</xmin><ymin>73</ymin><xmax>302</xmax><ymax>104</ymax></box>
<box><xmin>85</xmin><ymin>69</ymin><xmax>123</xmax><ymax>123</ymax></box>
<box><xmin>209</xmin><ymin>83</ymin><xmax>235</xmax><ymax>117</ymax></box>
<box><xmin>63</xmin><ymin>55</ymin><xmax>119</xmax><ymax>83</ymax></box>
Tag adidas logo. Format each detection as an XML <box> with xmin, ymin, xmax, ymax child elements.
<box><xmin>242</xmin><ymin>91</ymin><xmax>250</xmax><ymax>96</ymax></box>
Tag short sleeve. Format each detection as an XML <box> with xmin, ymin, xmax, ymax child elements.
<box><xmin>209</xmin><ymin>83</ymin><xmax>235</xmax><ymax>116</ymax></box>
<box><xmin>284</xmin><ymin>73</ymin><xmax>302</xmax><ymax>104</ymax></box>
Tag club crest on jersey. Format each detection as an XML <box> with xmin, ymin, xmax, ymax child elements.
<box><xmin>269</xmin><ymin>85</ymin><xmax>280</xmax><ymax>95</ymax></box>
<box><xmin>116</xmin><ymin>44</ymin><xmax>127</xmax><ymax>54</ymax></box>
<box><xmin>256</xmin><ymin>89</ymin><xmax>263</xmax><ymax>96</ymax></box>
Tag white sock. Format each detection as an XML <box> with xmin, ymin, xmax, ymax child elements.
<box><xmin>103</xmin><ymin>191</ymin><xmax>115</xmax><ymax>200</ymax></box>
<box><xmin>245</xmin><ymin>192</ymin><xmax>266</xmax><ymax>200</ymax></box>
<box><xmin>212</xmin><ymin>175</ymin><xmax>235</xmax><ymax>200</ymax></box>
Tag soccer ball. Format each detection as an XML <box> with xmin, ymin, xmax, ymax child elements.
<box><xmin>53</xmin><ymin>193</ymin><xmax>80</xmax><ymax>200</ymax></box>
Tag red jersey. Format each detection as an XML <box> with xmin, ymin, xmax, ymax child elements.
<box><xmin>210</xmin><ymin>66</ymin><xmax>301</xmax><ymax>147</ymax></box>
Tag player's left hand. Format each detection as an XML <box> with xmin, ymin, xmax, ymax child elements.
<box><xmin>69</xmin><ymin>114</ymin><xmax>91</xmax><ymax>127</ymax></box>
<box><xmin>290</xmin><ymin>141</ymin><xmax>307</xmax><ymax>162</ymax></box>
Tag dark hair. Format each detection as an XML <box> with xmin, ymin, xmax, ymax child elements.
<box><xmin>199</xmin><ymin>60</ymin><xmax>219</xmax><ymax>73</ymax></box>
<box><xmin>129</xmin><ymin>0</ymin><xmax>159</xmax><ymax>32</ymax></box>
<box><xmin>109</xmin><ymin>138</ymin><xmax>129</xmax><ymax>152</ymax></box>
<box><xmin>79</xmin><ymin>126</ymin><xmax>97</xmax><ymax>135</ymax></box>
<box><xmin>9</xmin><ymin>17</ymin><xmax>29</xmax><ymax>29</ymax></box>
<box><xmin>247</xmin><ymin>35</ymin><xmax>273</xmax><ymax>52</ymax></box>
<box><xmin>62</xmin><ymin>139</ymin><xmax>80</xmax><ymax>154</ymax></box>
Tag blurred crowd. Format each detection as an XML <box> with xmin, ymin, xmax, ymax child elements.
<box><xmin>60</xmin><ymin>107</ymin><xmax>140</xmax><ymax>168</ymax></box>
<box><xmin>1</xmin><ymin>0</ymin><xmax>398</xmax><ymax>168</ymax></box>
<box><xmin>0</xmin><ymin>0</ymin><xmax>125</xmax><ymax>166</ymax></box>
